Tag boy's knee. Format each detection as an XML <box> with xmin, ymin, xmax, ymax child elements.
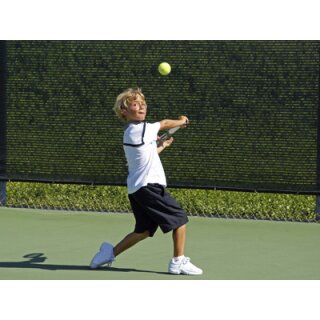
<box><xmin>135</xmin><ymin>230</ymin><xmax>150</xmax><ymax>240</ymax></box>
<box><xmin>142</xmin><ymin>230</ymin><xmax>150</xmax><ymax>239</ymax></box>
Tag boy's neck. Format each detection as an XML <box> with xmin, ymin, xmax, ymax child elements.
<box><xmin>127</xmin><ymin>120</ymin><xmax>145</xmax><ymax>124</ymax></box>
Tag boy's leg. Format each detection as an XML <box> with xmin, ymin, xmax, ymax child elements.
<box><xmin>113</xmin><ymin>230</ymin><xmax>150</xmax><ymax>257</ymax></box>
<box><xmin>172</xmin><ymin>224</ymin><xmax>186</xmax><ymax>257</ymax></box>
<box><xmin>169</xmin><ymin>224</ymin><xmax>203</xmax><ymax>275</ymax></box>
<box><xmin>90</xmin><ymin>231</ymin><xmax>149</xmax><ymax>269</ymax></box>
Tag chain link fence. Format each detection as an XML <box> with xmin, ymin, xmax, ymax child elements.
<box><xmin>0</xmin><ymin>41</ymin><xmax>319</xmax><ymax>223</ymax></box>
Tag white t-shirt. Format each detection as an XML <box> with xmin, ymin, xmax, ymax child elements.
<box><xmin>123</xmin><ymin>121</ymin><xmax>167</xmax><ymax>194</ymax></box>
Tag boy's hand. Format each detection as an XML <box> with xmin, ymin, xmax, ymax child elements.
<box><xmin>179</xmin><ymin>115</ymin><xmax>189</xmax><ymax>128</ymax></box>
<box><xmin>162</xmin><ymin>136</ymin><xmax>174</xmax><ymax>148</ymax></box>
<box><xmin>157</xmin><ymin>136</ymin><xmax>174</xmax><ymax>148</ymax></box>
<box><xmin>157</xmin><ymin>136</ymin><xmax>174</xmax><ymax>154</ymax></box>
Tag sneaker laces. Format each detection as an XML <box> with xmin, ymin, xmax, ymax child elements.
<box><xmin>182</xmin><ymin>257</ymin><xmax>190</xmax><ymax>264</ymax></box>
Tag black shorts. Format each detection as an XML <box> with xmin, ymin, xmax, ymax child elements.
<box><xmin>128</xmin><ymin>183</ymin><xmax>189</xmax><ymax>237</ymax></box>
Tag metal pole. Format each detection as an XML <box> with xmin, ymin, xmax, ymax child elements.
<box><xmin>0</xmin><ymin>42</ymin><xmax>7</xmax><ymax>207</ymax></box>
<box><xmin>316</xmin><ymin>195</ymin><xmax>320</xmax><ymax>221</ymax></box>
<box><xmin>317</xmin><ymin>47</ymin><xmax>320</xmax><ymax>222</ymax></box>
<box><xmin>0</xmin><ymin>181</ymin><xmax>6</xmax><ymax>206</ymax></box>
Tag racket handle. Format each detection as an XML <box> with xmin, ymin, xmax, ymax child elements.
<box><xmin>168</xmin><ymin>126</ymin><xmax>180</xmax><ymax>135</ymax></box>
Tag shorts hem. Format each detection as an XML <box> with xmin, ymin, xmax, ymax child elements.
<box><xmin>160</xmin><ymin>219</ymin><xmax>188</xmax><ymax>234</ymax></box>
<box><xmin>133</xmin><ymin>228</ymin><xmax>157</xmax><ymax>238</ymax></box>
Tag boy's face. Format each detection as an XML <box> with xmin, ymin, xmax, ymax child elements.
<box><xmin>123</xmin><ymin>95</ymin><xmax>147</xmax><ymax>122</ymax></box>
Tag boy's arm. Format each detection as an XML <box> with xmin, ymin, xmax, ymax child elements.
<box><xmin>157</xmin><ymin>116</ymin><xmax>189</xmax><ymax>154</ymax></box>
<box><xmin>159</xmin><ymin>115</ymin><xmax>189</xmax><ymax>131</ymax></box>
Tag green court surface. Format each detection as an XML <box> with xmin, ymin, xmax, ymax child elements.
<box><xmin>0</xmin><ymin>207</ymin><xmax>319</xmax><ymax>280</ymax></box>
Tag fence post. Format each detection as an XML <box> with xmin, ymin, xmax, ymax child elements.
<box><xmin>316</xmin><ymin>195</ymin><xmax>320</xmax><ymax>221</ymax></box>
<box><xmin>0</xmin><ymin>42</ymin><xmax>7</xmax><ymax>207</ymax></box>
<box><xmin>0</xmin><ymin>181</ymin><xmax>6</xmax><ymax>206</ymax></box>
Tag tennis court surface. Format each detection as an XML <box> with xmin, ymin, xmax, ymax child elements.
<box><xmin>0</xmin><ymin>207</ymin><xmax>319</xmax><ymax>280</ymax></box>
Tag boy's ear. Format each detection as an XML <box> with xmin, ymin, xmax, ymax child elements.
<box><xmin>120</xmin><ymin>110</ymin><xmax>127</xmax><ymax>122</ymax></box>
<box><xmin>120</xmin><ymin>106</ymin><xmax>127</xmax><ymax>115</ymax></box>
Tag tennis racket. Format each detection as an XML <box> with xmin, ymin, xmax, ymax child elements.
<box><xmin>158</xmin><ymin>126</ymin><xmax>180</xmax><ymax>145</ymax></box>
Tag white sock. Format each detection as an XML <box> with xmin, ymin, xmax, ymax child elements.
<box><xmin>173</xmin><ymin>255</ymin><xmax>185</xmax><ymax>262</ymax></box>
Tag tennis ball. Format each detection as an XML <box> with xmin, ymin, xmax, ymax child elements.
<box><xmin>158</xmin><ymin>62</ymin><xmax>171</xmax><ymax>76</ymax></box>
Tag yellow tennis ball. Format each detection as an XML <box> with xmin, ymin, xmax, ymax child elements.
<box><xmin>158</xmin><ymin>62</ymin><xmax>171</xmax><ymax>76</ymax></box>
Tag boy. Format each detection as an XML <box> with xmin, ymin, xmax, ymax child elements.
<box><xmin>90</xmin><ymin>88</ymin><xmax>202</xmax><ymax>275</ymax></box>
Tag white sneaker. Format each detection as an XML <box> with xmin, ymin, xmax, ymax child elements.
<box><xmin>168</xmin><ymin>256</ymin><xmax>203</xmax><ymax>275</ymax></box>
<box><xmin>90</xmin><ymin>242</ymin><xmax>115</xmax><ymax>269</ymax></box>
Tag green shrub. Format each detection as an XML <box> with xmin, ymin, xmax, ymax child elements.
<box><xmin>5</xmin><ymin>182</ymin><xmax>316</xmax><ymax>222</ymax></box>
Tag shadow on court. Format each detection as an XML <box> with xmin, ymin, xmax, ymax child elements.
<box><xmin>0</xmin><ymin>253</ymin><xmax>169</xmax><ymax>275</ymax></box>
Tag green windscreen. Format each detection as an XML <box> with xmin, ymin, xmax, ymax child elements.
<box><xmin>1</xmin><ymin>41</ymin><xmax>319</xmax><ymax>193</ymax></box>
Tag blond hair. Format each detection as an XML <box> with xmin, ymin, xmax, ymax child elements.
<box><xmin>113</xmin><ymin>88</ymin><xmax>146</xmax><ymax>122</ymax></box>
